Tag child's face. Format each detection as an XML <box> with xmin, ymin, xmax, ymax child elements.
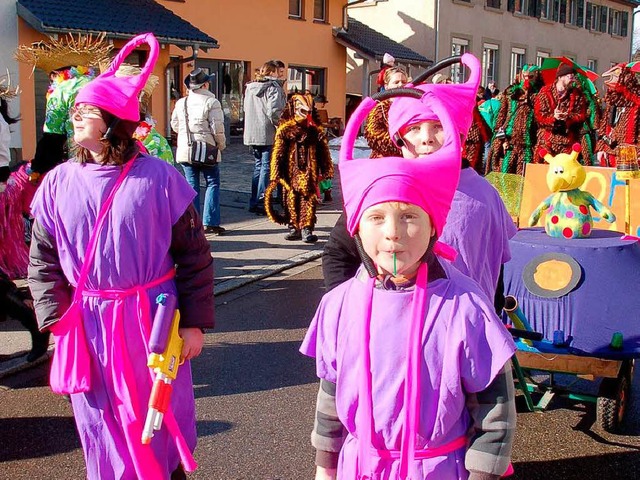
<box><xmin>71</xmin><ymin>103</ymin><xmax>107</xmax><ymax>153</ymax></box>
<box><xmin>359</xmin><ymin>202</ymin><xmax>435</xmax><ymax>277</ymax></box>
<box><xmin>398</xmin><ymin>120</ymin><xmax>444</xmax><ymax>159</ymax></box>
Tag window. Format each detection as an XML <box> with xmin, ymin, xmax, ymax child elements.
<box><xmin>487</xmin><ymin>0</ymin><xmax>501</xmax><ymax>9</ymax></box>
<box><xmin>568</xmin><ymin>0</ymin><xmax>584</xmax><ymax>26</ymax></box>
<box><xmin>587</xmin><ymin>59</ymin><xmax>597</xmax><ymax>73</ymax></box>
<box><xmin>609</xmin><ymin>9</ymin><xmax>627</xmax><ymax>36</ymax></box>
<box><xmin>451</xmin><ymin>38</ymin><xmax>469</xmax><ymax>83</ymax></box>
<box><xmin>514</xmin><ymin>0</ymin><xmax>528</xmax><ymax>14</ymax></box>
<box><xmin>510</xmin><ymin>48</ymin><xmax>526</xmax><ymax>82</ymax></box>
<box><xmin>289</xmin><ymin>0</ymin><xmax>303</xmax><ymax>18</ymax></box>
<box><xmin>536</xmin><ymin>51</ymin><xmax>550</xmax><ymax>67</ymax></box>
<box><xmin>313</xmin><ymin>0</ymin><xmax>326</xmax><ymax>21</ymax></box>
<box><xmin>482</xmin><ymin>43</ymin><xmax>499</xmax><ymax>86</ymax></box>
<box><xmin>540</xmin><ymin>0</ymin><xmax>560</xmax><ymax>21</ymax></box>
<box><xmin>287</xmin><ymin>66</ymin><xmax>325</xmax><ymax>96</ymax></box>
<box><xmin>586</xmin><ymin>2</ymin><xmax>600</xmax><ymax>30</ymax></box>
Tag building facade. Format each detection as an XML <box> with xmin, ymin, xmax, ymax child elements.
<box><xmin>349</xmin><ymin>0</ymin><xmax>637</xmax><ymax>91</ymax></box>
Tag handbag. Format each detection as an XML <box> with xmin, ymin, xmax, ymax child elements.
<box><xmin>184</xmin><ymin>97</ymin><xmax>218</xmax><ymax>165</ymax></box>
<box><xmin>49</xmin><ymin>158</ymin><xmax>136</xmax><ymax>395</ymax></box>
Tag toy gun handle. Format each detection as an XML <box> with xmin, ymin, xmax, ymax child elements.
<box><xmin>504</xmin><ymin>295</ymin><xmax>535</xmax><ymax>346</ymax></box>
<box><xmin>141</xmin><ymin>293</ymin><xmax>183</xmax><ymax>444</ymax></box>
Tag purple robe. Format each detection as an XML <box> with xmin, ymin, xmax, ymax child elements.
<box><xmin>31</xmin><ymin>155</ymin><xmax>197</xmax><ymax>480</ymax></box>
<box><xmin>300</xmin><ymin>263</ymin><xmax>515</xmax><ymax>479</ymax></box>
<box><xmin>441</xmin><ymin>168</ymin><xmax>517</xmax><ymax>301</ymax></box>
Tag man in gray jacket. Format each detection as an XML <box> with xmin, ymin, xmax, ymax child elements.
<box><xmin>243</xmin><ymin>61</ymin><xmax>286</xmax><ymax>214</ymax></box>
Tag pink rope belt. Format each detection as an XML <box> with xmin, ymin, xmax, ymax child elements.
<box><xmin>371</xmin><ymin>435</ymin><xmax>467</xmax><ymax>461</ymax></box>
<box><xmin>81</xmin><ymin>269</ymin><xmax>198</xmax><ymax>475</ymax></box>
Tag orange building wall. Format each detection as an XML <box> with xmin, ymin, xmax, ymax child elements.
<box><xmin>163</xmin><ymin>0</ymin><xmax>347</xmax><ymax>119</ymax></box>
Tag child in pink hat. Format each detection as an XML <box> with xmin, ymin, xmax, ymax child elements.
<box><xmin>301</xmin><ymin>54</ymin><xmax>516</xmax><ymax>480</ymax></box>
<box><xmin>28</xmin><ymin>33</ymin><xmax>213</xmax><ymax>479</ymax></box>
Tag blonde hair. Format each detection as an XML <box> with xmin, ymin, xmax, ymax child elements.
<box><xmin>383</xmin><ymin>66</ymin><xmax>408</xmax><ymax>87</ymax></box>
<box><xmin>258</xmin><ymin>62</ymin><xmax>278</xmax><ymax>79</ymax></box>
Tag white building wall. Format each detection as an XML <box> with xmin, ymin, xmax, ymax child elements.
<box><xmin>349</xmin><ymin>0</ymin><xmax>633</xmax><ymax>93</ymax></box>
<box><xmin>0</xmin><ymin>0</ymin><xmax>21</xmax><ymax>150</ymax></box>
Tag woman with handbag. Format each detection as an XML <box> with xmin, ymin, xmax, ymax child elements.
<box><xmin>171</xmin><ymin>68</ymin><xmax>227</xmax><ymax>235</ymax></box>
<box><xmin>28</xmin><ymin>33</ymin><xmax>214</xmax><ymax>479</ymax></box>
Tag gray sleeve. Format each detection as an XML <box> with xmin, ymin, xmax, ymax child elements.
<box><xmin>311</xmin><ymin>379</ymin><xmax>346</xmax><ymax>468</ymax></box>
<box><xmin>27</xmin><ymin>220</ymin><xmax>72</xmax><ymax>331</ymax></box>
<box><xmin>465</xmin><ymin>363</ymin><xmax>516</xmax><ymax>478</ymax></box>
<box><xmin>266</xmin><ymin>83</ymin><xmax>285</xmax><ymax>127</ymax></box>
<box><xmin>170</xmin><ymin>204</ymin><xmax>215</xmax><ymax>330</ymax></box>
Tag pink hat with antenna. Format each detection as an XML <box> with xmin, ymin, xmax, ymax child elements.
<box><xmin>388</xmin><ymin>53</ymin><xmax>481</xmax><ymax>145</ymax></box>
<box><xmin>338</xmin><ymin>54</ymin><xmax>481</xmax><ymax>238</ymax></box>
<box><xmin>75</xmin><ymin>33</ymin><xmax>159</xmax><ymax>121</ymax></box>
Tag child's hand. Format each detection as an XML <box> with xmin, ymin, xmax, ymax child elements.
<box><xmin>315</xmin><ymin>466</ymin><xmax>337</xmax><ymax>480</ymax></box>
<box><xmin>178</xmin><ymin>327</ymin><xmax>204</xmax><ymax>361</ymax></box>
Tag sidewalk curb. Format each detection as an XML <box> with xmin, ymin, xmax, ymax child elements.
<box><xmin>214</xmin><ymin>249</ymin><xmax>323</xmax><ymax>296</ymax></box>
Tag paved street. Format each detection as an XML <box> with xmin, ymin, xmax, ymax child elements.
<box><xmin>2</xmin><ymin>138</ymin><xmax>640</xmax><ymax>479</ymax></box>
<box><xmin>2</xmin><ymin>262</ymin><xmax>640</xmax><ymax>479</ymax></box>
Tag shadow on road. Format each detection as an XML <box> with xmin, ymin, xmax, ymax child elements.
<box><xmin>0</xmin><ymin>416</ymin><xmax>79</xmax><ymax>461</ymax></box>
<box><xmin>511</xmin><ymin>451</ymin><xmax>640</xmax><ymax>479</ymax></box>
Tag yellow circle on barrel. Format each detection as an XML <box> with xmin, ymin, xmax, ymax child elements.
<box><xmin>533</xmin><ymin>260</ymin><xmax>573</xmax><ymax>291</ymax></box>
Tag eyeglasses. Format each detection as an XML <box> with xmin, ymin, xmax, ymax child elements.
<box><xmin>69</xmin><ymin>106</ymin><xmax>103</xmax><ymax>120</ymax></box>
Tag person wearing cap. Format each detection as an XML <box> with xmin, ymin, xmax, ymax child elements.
<box><xmin>301</xmin><ymin>53</ymin><xmax>516</xmax><ymax>480</ymax></box>
<box><xmin>28</xmin><ymin>33</ymin><xmax>213</xmax><ymax>479</ymax></box>
<box><xmin>533</xmin><ymin>62</ymin><xmax>588</xmax><ymax>160</ymax></box>
<box><xmin>172</xmin><ymin>67</ymin><xmax>227</xmax><ymax>235</ymax></box>
<box><xmin>243</xmin><ymin>61</ymin><xmax>286</xmax><ymax>214</ymax></box>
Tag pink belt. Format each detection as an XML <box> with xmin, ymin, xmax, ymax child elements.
<box><xmin>371</xmin><ymin>435</ymin><xmax>467</xmax><ymax>461</ymax></box>
<box><xmin>81</xmin><ymin>269</ymin><xmax>197</xmax><ymax>476</ymax></box>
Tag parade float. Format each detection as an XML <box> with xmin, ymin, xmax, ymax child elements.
<box><xmin>504</xmin><ymin>140</ymin><xmax>640</xmax><ymax>432</ymax></box>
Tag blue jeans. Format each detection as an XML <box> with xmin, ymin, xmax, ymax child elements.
<box><xmin>182</xmin><ymin>163</ymin><xmax>221</xmax><ymax>227</ymax></box>
<box><xmin>249</xmin><ymin>145</ymin><xmax>272</xmax><ymax>209</ymax></box>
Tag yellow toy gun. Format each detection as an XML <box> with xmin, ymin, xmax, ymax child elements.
<box><xmin>141</xmin><ymin>293</ymin><xmax>183</xmax><ymax>445</ymax></box>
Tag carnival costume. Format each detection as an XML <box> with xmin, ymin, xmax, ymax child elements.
<box><xmin>363</xmin><ymin>100</ymin><xmax>402</xmax><ymax>158</ymax></box>
<box><xmin>29</xmin><ymin>33</ymin><xmax>213</xmax><ymax>479</ymax></box>
<box><xmin>487</xmin><ymin>65</ymin><xmax>543</xmax><ymax>175</ymax></box>
<box><xmin>265</xmin><ymin>92</ymin><xmax>333</xmax><ymax>243</ymax></box>
<box><xmin>533</xmin><ymin>66</ymin><xmax>588</xmax><ymax>159</ymax></box>
<box><xmin>301</xmin><ymin>54</ymin><xmax>515</xmax><ymax>480</ymax></box>
<box><xmin>596</xmin><ymin>64</ymin><xmax>640</xmax><ymax>167</ymax></box>
<box><xmin>464</xmin><ymin>104</ymin><xmax>492</xmax><ymax>174</ymax></box>
<box><xmin>15</xmin><ymin>33</ymin><xmax>112</xmax><ymax>178</ymax></box>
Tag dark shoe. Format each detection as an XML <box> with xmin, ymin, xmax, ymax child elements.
<box><xmin>205</xmin><ymin>226</ymin><xmax>226</xmax><ymax>235</ymax></box>
<box><xmin>302</xmin><ymin>227</ymin><xmax>318</xmax><ymax>244</ymax></box>
<box><xmin>284</xmin><ymin>228</ymin><xmax>302</xmax><ymax>241</ymax></box>
<box><xmin>323</xmin><ymin>189</ymin><xmax>333</xmax><ymax>202</ymax></box>
<box><xmin>27</xmin><ymin>331</ymin><xmax>50</xmax><ymax>362</ymax></box>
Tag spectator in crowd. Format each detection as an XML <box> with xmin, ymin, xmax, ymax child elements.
<box><xmin>243</xmin><ymin>61</ymin><xmax>286</xmax><ymax>215</ymax></box>
<box><xmin>172</xmin><ymin>68</ymin><xmax>227</xmax><ymax>235</ymax></box>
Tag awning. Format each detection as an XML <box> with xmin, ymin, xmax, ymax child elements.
<box><xmin>334</xmin><ymin>17</ymin><xmax>431</xmax><ymax>66</ymax></box>
<box><xmin>17</xmin><ymin>0</ymin><xmax>219</xmax><ymax>50</ymax></box>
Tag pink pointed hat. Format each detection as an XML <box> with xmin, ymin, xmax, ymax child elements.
<box><xmin>388</xmin><ymin>53</ymin><xmax>481</xmax><ymax>144</ymax></box>
<box><xmin>74</xmin><ymin>33</ymin><xmax>159</xmax><ymax>121</ymax></box>
<box><xmin>339</xmin><ymin>53</ymin><xmax>481</xmax><ymax>238</ymax></box>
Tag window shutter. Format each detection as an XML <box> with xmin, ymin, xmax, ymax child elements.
<box><xmin>600</xmin><ymin>6</ymin><xmax>608</xmax><ymax>33</ymax></box>
<box><xmin>622</xmin><ymin>11</ymin><xmax>629</xmax><ymax>37</ymax></box>
<box><xmin>553</xmin><ymin>0</ymin><xmax>560</xmax><ymax>21</ymax></box>
<box><xmin>560</xmin><ymin>0</ymin><xmax>567</xmax><ymax>23</ymax></box>
<box><xmin>508</xmin><ymin>0</ymin><xmax>515</xmax><ymax>12</ymax></box>
<box><xmin>577</xmin><ymin>0</ymin><xmax>584</xmax><ymax>27</ymax></box>
<box><xmin>586</xmin><ymin>3</ymin><xmax>592</xmax><ymax>29</ymax></box>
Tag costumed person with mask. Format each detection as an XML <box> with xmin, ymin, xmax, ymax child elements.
<box><xmin>487</xmin><ymin>64</ymin><xmax>543</xmax><ymax>175</ymax></box>
<box><xmin>533</xmin><ymin>63</ymin><xmax>588</xmax><ymax>159</ymax></box>
<box><xmin>595</xmin><ymin>63</ymin><xmax>640</xmax><ymax>168</ymax></box>
<box><xmin>14</xmin><ymin>33</ymin><xmax>112</xmax><ymax>182</ymax></box>
<box><xmin>115</xmin><ymin>64</ymin><xmax>174</xmax><ymax>164</ymax></box>
<box><xmin>28</xmin><ymin>33</ymin><xmax>214</xmax><ymax>480</ymax></box>
<box><xmin>463</xmin><ymin>84</ymin><xmax>493</xmax><ymax>174</ymax></box>
<box><xmin>302</xmin><ymin>53</ymin><xmax>516</xmax><ymax>480</ymax></box>
<box><xmin>264</xmin><ymin>92</ymin><xmax>333</xmax><ymax>243</ymax></box>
